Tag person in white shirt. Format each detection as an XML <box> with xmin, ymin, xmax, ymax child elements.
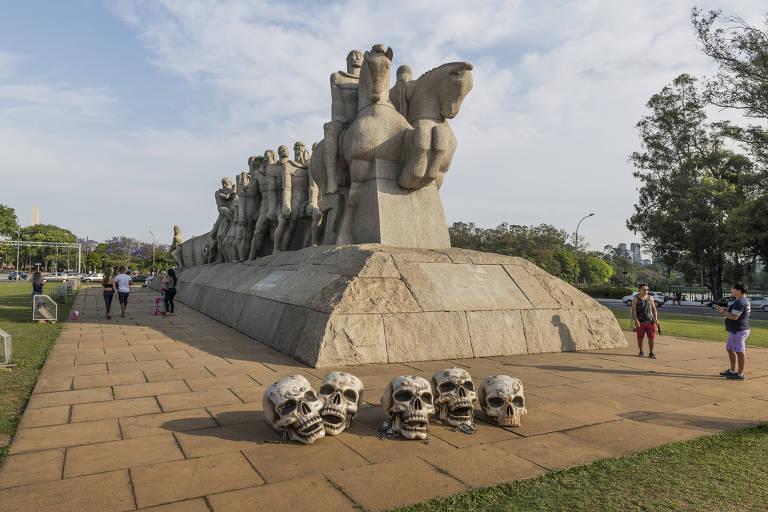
<box><xmin>113</xmin><ymin>268</ymin><xmax>133</xmax><ymax>317</ymax></box>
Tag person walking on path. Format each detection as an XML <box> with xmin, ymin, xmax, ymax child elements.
<box><xmin>102</xmin><ymin>270</ymin><xmax>115</xmax><ymax>320</ymax></box>
<box><xmin>113</xmin><ymin>268</ymin><xmax>133</xmax><ymax>318</ymax></box>
<box><xmin>632</xmin><ymin>283</ymin><xmax>659</xmax><ymax>359</ymax></box>
<box><xmin>161</xmin><ymin>269</ymin><xmax>178</xmax><ymax>315</ymax></box>
<box><xmin>716</xmin><ymin>282</ymin><xmax>751</xmax><ymax>380</ymax></box>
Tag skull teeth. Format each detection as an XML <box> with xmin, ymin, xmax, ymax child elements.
<box><xmin>321</xmin><ymin>409</ymin><xmax>345</xmax><ymax>426</ymax></box>
<box><xmin>296</xmin><ymin>416</ymin><xmax>324</xmax><ymax>437</ymax></box>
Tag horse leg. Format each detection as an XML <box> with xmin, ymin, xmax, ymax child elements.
<box><xmin>336</xmin><ymin>159</ymin><xmax>369</xmax><ymax>245</ymax></box>
<box><xmin>399</xmin><ymin>125</ymin><xmax>430</xmax><ymax>189</ymax></box>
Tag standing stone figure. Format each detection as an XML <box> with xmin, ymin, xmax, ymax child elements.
<box><xmin>249</xmin><ymin>150</ymin><xmax>277</xmax><ymax>259</ymax></box>
<box><xmin>274</xmin><ymin>144</ymin><xmax>312</xmax><ymax>252</ymax></box>
<box><xmin>232</xmin><ymin>172</ymin><xmax>251</xmax><ymax>261</ymax></box>
<box><xmin>240</xmin><ymin>156</ymin><xmax>263</xmax><ymax>259</ymax></box>
<box><xmin>293</xmin><ymin>141</ymin><xmax>311</xmax><ymax>166</ymax></box>
<box><xmin>389</xmin><ymin>64</ymin><xmax>412</xmax><ymax>117</ymax></box>
<box><xmin>323</xmin><ymin>50</ymin><xmax>363</xmax><ymax>195</ymax></box>
<box><xmin>170</xmin><ymin>225</ymin><xmax>184</xmax><ymax>268</ymax></box>
<box><xmin>208</xmin><ymin>177</ymin><xmax>234</xmax><ymax>263</ymax></box>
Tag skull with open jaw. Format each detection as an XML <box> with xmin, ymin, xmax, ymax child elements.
<box><xmin>318</xmin><ymin>371</ymin><xmax>364</xmax><ymax>435</ymax></box>
<box><xmin>431</xmin><ymin>367</ymin><xmax>476</xmax><ymax>427</ymax></box>
<box><xmin>263</xmin><ymin>375</ymin><xmax>325</xmax><ymax>444</ymax></box>
<box><xmin>382</xmin><ymin>375</ymin><xmax>435</xmax><ymax>440</ymax></box>
<box><xmin>479</xmin><ymin>375</ymin><xmax>527</xmax><ymax>427</ymax></box>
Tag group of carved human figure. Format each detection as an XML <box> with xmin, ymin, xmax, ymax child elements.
<box><xmin>264</xmin><ymin>369</ymin><xmax>527</xmax><ymax>445</ymax></box>
<box><xmin>170</xmin><ymin>44</ymin><xmax>474</xmax><ymax>267</ymax></box>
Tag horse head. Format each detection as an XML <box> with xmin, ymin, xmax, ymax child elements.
<box><xmin>410</xmin><ymin>62</ymin><xmax>473</xmax><ymax>121</ymax></box>
<box><xmin>359</xmin><ymin>44</ymin><xmax>393</xmax><ymax>107</ymax></box>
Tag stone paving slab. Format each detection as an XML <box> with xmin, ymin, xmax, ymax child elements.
<box><xmin>1</xmin><ymin>287</ymin><xmax>766</xmax><ymax>511</ymax></box>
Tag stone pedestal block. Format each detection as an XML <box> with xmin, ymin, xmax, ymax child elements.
<box><xmin>354</xmin><ymin>160</ymin><xmax>450</xmax><ymax>249</ymax></box>
<box><xmin>152</xmin><ymin>244</ymin><xmax>626</xmax><ymax>367</ymax></box>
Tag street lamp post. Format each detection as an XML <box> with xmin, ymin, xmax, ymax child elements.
<box><xmin>15</xmin><ymin>229</ymin><xmax>20</xmax><ymax>283</ymax></box>
<box><xmin>148</xmin><ymin>230</ymin><xmax>156</xmax><ymax>275</ymax></box>
<box><xmin>574</xmin><ymin>213</ymin><xmax>595</xmax><ymax>256</ymax></box>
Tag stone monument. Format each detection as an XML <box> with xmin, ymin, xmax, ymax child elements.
<box><xmin>158</xmin><ymin>44</ymin><xmax>626</xmax><ymax>367</ymax></box>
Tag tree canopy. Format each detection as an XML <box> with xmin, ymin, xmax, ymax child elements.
<box><xmin>0</xmin><ymin>204</ymin><xmax>19</xmax><ymax>238</ymax></box>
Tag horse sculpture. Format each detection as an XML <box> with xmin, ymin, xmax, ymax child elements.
<box><xmin>399</xmin><ymin>62</ymin><xmax>474</xmax><ymax>190</ymax></box>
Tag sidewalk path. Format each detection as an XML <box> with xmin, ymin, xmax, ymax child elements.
<box><xmin>1</xmin><ymin>287</ymin><xmax>766</xmax><ymax>511</ymax></box>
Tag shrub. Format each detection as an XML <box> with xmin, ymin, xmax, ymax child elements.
<box><xmin>578</xmin><ymin>285</ymin><xmax>633</xmax><ymax>299</ymax></box>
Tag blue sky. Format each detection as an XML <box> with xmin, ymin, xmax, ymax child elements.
<box><xmin>1</xmin><ymin>0</ymin><xmax>765</xmax><ymax>253</ymax></box>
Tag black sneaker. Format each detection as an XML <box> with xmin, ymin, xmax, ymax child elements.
<box><xmin>719</xmin><ymin>369</ymin><xmax>737</xmax><ymax>377</ymax></box>
<box><xmin>726</xmin><ymin>373</ymin><xmax>745</xmax><ymax>380</ymax></box>
<box><xmin>638</xmin><ymin>351</ymin><xmax>644</xmax><ymax>357</ymax></box>
<box><xmin>648</xmin><ymin>353</ymin><xmax>657</xmax><ymax>359</ymax></box>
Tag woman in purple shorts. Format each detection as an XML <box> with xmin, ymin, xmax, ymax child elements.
<box><xmin>715</xmin><ymin>282</ymin><xmax>750</xmax><ymax>380</ymax></box>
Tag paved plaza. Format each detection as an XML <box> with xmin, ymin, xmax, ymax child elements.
<box><xmin>0</xmin><ymin>287</ymin><xmax>766</xmax><ymax>511</ymax></box>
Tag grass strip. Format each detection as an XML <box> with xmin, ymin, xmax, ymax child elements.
<box><xmin>394</xmin><ymin>424</ymin><xmax>768</xmax><ymax>512</ymax></box>
<box><xmin>0</xmin><ymin>283</ymin><xmax>76</xmax><ymax>466</ymax></box>
<box><xmin>611</xmin><ymin>309</ymin><xmax>768</xmax><ymax>347</ymax></box>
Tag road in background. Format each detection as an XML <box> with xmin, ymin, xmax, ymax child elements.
<box><xmin>598</xmin><ymin>299</ymin><xmax>768</xmax><ymax>320</ymax></box>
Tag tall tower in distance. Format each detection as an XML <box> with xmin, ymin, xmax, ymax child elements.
<box><xmin>32</xmin><ymin>205</ymin><xmax>39</xmax><ymax>225</ymax></box>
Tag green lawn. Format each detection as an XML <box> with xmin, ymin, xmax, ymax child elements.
<box><xmin>0</xmin><ymin>283</ymin><xmax>75</xmax><ymax>466</ymax></box>
<box><xmin>611</xmin><ymin>309</ymin><xmax>768</xmax><ymax>347</ymax></box>
<box><xmin>394</xmin><ymin>425</ymin><xmax>768</xmax><ymax>512</ymax></box>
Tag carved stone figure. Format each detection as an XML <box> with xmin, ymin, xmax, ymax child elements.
<box><xmin>249</xmin><ymin>150</ymin><xmax>277</xmax><ymax>259</ymax></box>
<box><xmin>431</xmin><ymin>367</ymin><xmax>476</xmax><ymax>428</ymax></box>
<box><xmin>208</xmin><ymin>177</ymin><xmax>234</xmax><ymax>263</ymax></box>
<box><xmin>293</xmin><ymin>141</ymin><xmax>311</xmax><ymax>167</ymax></box>
<box><xmin>273</xmin><ymin>145</ymin><xmax>311</xmax><ymax>253</ymax></box>
<box><xmin>232</xmin><ymin>172</ymin><xmax>250</xmax><ymax>261</ymax></box>
<box><xmin>318</xmin><ymin>371</ymin><xmax>364</xmax><ymax>436</ymax></box>
<box><xmin>389</xmin><ymin>64</ymin><xmax>412</xmax><ymax>116</ymax></box>
<box><xmin>399</xmin><ymin>62</ymin><xmax>474</xmax><ymax>190</ymax></box>
<box><xmin>336</xmin><ymin>44</ymin><xmax>413</xmax><ymax>245</ymax></box>
<box><xmin>323</xmin><ymin>49</ymin><xmax>363</xmax><ymax>195</ymax></box>
<box><xmin>478</xmin><ymin>375</ymin><xmax>527</xmax><ymax>427</ymax></box>
<box><xmin>263</xmin><ymin>375</ymin><xmax>326</xmax><ymax>444</ymax></box>
<box><xmin>170</xmin><ymin>225</ymin><xmax>184</xmax><ymax>268</ymax></box>
<box><xmin>381</xmin><ymin>375</ymin><xmax>434</xmax><ymax>440</ymax></box>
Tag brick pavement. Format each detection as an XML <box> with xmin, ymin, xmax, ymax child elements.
<box><xmin>0</xmin><ymin>287</ymin><xmax>766</xmax><ymax>511</ymax></box>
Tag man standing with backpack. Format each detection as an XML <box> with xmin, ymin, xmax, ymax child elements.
<box><xmin>631</xmin><ymin>283</ymin><xmax>659</xmax><ymax>359</ymax></box>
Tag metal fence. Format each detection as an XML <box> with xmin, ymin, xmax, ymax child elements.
<box><xmin>0</xmin><ymin>327</ymin><xmax>12</xmax><ymax>366</ymax></box>
<box><xmin>33</xmin><ymin>295</ymin><xmax>57</xmax><ymax>322</ymax></box>
<box><xmin>654</xmin><ymin>286</ymin><xmax>768</xmax><ymax>302</ymax></box>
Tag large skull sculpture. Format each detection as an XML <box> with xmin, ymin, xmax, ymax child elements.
<box><xmin>431</xmin><ymin>367</ymin><xmax>476</xmax><ymax>427</ymax></box>
<box><xmin>479</xmin><ymin>375</ymin><xmax>527</xmax><ymax>427</ymax></box>
<box><xmin>381</xmin><ymin>376</ymin><xmax>435</xmax><ymax>440</ymax></box>
<box><xmin>263</xmin><ymin>375</ymin><xmax>325</xmax><ymax>444</ymax></box>
<box><xmin>318</xmin><ymin>371</ymin><xmax>364</xmax><ymax>435</ymax></box>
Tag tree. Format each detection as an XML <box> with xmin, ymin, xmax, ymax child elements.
<box><xmin>693</xmin><ymin>8</ymin><xmax>768</xmax><ymax>265</ymax></box>
<box><xmin>553</xmin><ymin>249</ymin><xmax>579</xmax><ymax>284</ymax></box>
<box><xmin>578</xmin><ymin>256</ymin><xmax>614</xmax><ymax>285</ymax></box>
<box><xmin>627</xmin><ymin>74</ymin><xmax>757</xmax><ymax>299</ymax></box>
<box><xmin>0</xmin><ymin>204</ymin><xmax>19</xmax><ymax>238</ymax></box>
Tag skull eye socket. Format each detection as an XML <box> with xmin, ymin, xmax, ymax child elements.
<box><xmin>512</xmin><ymin>396</ymin><xmax>525</xmax><ymax>407</ymax></box>
<box><xmin>319</xmin><ymin>385</ymin><xmax>334</xmax><ymax>395</ymax></box>
<box><xmin>394</xmin><ymin>390</ymin><xmax>413</xmax><ymax>402</ymax></box>
<box><xmin>279</xmin><ymin>399</ymin><xmax>297</xmax><ymax>415</ymax></box>
<box><xmin>487</xmin><ymin>397</ymin><xmax>505</xmax><ymax>408</ymax></box>
<box><xmin>420</xmin><ymin>392</ymin><xmax>433</xmax><ymax>405</ymax></box>
<box><xmin>463</xmin><ymin>381</ymin><xmax>474</xmax><ymax>392</ymax></box>
<box><xmin>343</xmin><ymin>389</ymin><xmax>358</xmax><ymax>402</ymax></box>
<box><xmin>438</xmin><ymin>382</ymin><xmax>456</xmax><ymax>393</ymax></box>
<box><xmin>304</xmin><ymin>390</ymin><xmax>318</xmax><ymax>402</ymax></box>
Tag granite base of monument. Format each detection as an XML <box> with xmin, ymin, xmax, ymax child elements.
<box><xmin>152</xmin><ymin>244</ymin><xmax>626</xmax><ymax>367</ymax></box>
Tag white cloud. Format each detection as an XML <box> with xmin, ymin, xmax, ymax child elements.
<box><xmin>4</xmin><ymin>0</ymin><xmax>767</xmax><ymax>254</ymax></box>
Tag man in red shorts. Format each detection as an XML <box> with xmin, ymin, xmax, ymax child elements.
<box><xmin>631</xmin><ymin>283</ymin><xmax>659</xmax><ymax>359</ymax></box>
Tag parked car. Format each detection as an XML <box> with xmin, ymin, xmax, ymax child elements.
<box><xmin>132</xmin><ymin>274</ymin><xmax>149</xmax><ymax>283</ymax></box>
<box><xmin>43</xmin><ymin>272</ymin><xmax>68</xmax><ymax>282</ymax></box>
<box><xmin>622</xmin><ymin>291</ymin><xmax>665</xmax><ymax>307</ymax></box>
<box><xmin>702</xmin><ymin>297</ymin><xmax>734</xmax><ymax>308</ymax></box>
<box><xmin>748</xmin><ymin>296</ymin><xmax>768</xmax><ymax>311</ymax></box>
<box><xmin>81</xmin><ymin>272</ymin><xmax>105</xmax><ymax>283</ymax></box>
<box><xmin>8</xmin><ymin>271</ymin><xmax>27</xmax><ymax>280</ymax></box>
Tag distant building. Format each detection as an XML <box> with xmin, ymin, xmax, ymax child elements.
<box><xmin>615</xmin><ymin>242</ymin><xmax>652</xmax><ymax>265</ymax></box>
<box><xmin>32</xmin><ymin>205</ymin><xmax>39</xmax><ymax>226</ymax></box>
<box><xmin>630</xmin><ymin>243</ymin><xmax>642</xmax><ymax>264</ymax></box>
<box><xmin>617</xmin><ymin>243</ymin><xmax>629</xmax><ymax>258</ymax></box>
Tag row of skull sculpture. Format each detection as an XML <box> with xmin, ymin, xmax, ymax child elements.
<box><xmin>263</xmin><ymin>368</ymin><xmax>527</xmax><ymax>444</ymax></box>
